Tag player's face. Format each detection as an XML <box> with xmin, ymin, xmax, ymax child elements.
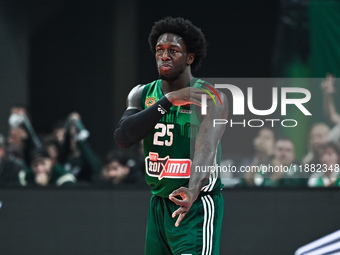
<box><xmin>155</xmin><ymin>33</ymin><xmax>192</xmax><ymax>81</ymax></box>
<box><xmin>274</xmin><ymin>140</ymin><xmax>295</xmax><ymax>166</ymax></box>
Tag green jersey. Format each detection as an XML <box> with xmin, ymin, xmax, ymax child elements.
<box><xmin>141</xmin><ymin>78</ymin><xmax>223</xmax><ymax>198</ymax></box>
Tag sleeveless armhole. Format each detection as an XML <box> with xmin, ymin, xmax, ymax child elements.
<box><xmin>140</xmin><ymin>80</ymin><xmax>159</xmax><ymax>109</ymax></box>
<box><xmin>140</xmin><ymin>84</ymin><xmax>149</xmax><ymax>109</ymax></box>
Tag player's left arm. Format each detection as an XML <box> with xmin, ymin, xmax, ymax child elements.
<box><xmin>169</xmin><ymin>90</ymin><xmax>228</xmax><ymax>227</ymax></box>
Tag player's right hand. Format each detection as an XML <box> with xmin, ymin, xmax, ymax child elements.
<box><xmin>165</xmin><ymin>87</ymin><xmax>214</xmax><ymax>107</ymax></box>
<box><xmin>169</xmin><ymin>186</ymin><xmax>198</xmax><ymax>227</ymax></box>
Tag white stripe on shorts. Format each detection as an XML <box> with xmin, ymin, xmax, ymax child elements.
<box><xmin>201</xmin><ymin>195</ymin><xmax>215</xmax><ymax>255</ymax></box>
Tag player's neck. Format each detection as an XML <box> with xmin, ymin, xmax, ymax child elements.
<box><xmin>161</xmin><ymin>69</ymin><xmax>194</xmax><ymax>94</ymax></box>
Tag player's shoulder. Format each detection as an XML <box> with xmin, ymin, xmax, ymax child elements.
<box><xmin>128</xmin><ymin>84</ymin><xmax>145</xmax><ymax>97</ymax></box>
<box><xmin>126</xmin><ymin>84</ymin><xmax>145</xmax><ymax>109</ymax></box>
<box><xmin>127</xmin><ymin>80</ymin><xmax>160</xmax><ymax>109</ymax></box>
<box><xmin>128</xmin><ymin>80</ymin><xmax>159</xmax><ymax>97</ymax></box>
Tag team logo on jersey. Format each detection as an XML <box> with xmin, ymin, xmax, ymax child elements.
<box><xmin>145</xmin><ymin>152</ymin><xmax>191</xmax><ymax>180</ymax></box>
<box><xmin>145</xmin><ymin>97</ymin><xmax>157</xmax><ymax>107</ymax></box>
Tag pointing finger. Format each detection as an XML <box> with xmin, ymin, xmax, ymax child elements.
<box><xmin>172</xmin><ymin>207</ymin><xmax>185</xmax><ymax>218</ymax></box>
<box><xmin>175</xmin><ymin>212</ymin><xmax>187</xmax><ymax>227</ymax></box>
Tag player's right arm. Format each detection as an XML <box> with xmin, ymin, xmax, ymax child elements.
<box><xmin>114</xmin><ymin>85</ymin><xmax>208</xmax><ymax>149</ymax></box>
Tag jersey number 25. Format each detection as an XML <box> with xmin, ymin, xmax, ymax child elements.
<box><xmin>153</xmin><ymin>123</ymin><xmax>174</xmax><ymax>146</ymax></box>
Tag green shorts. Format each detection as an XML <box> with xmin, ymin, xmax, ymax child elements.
<box><xmin>145</xmin><ymin>192</ymin><xmax>224</xmax><ymax>255</ymax></box>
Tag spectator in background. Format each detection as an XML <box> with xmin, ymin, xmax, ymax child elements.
<box><xmin>301</xmin><ymin>123</ymin><xmax>330</xmax><ymax>165</ymax></box>
<box><xmin>18</xmin><ymin>147</ymin><xmax>76</xmax><ymax>187</ymax></box>
<box><xmin>274</xmin><ymin>138</ymin><xmax>296</xmax><ymax>166</ymax></box>
<box><xmin>7</xmin><ymin>105</ymin><xmax>42</xmax><ymax>167</ymax></box>
<box><xmin>51</xmin><ymin>120</ymin><xmax>65</xmax><ymax>144</ymax></box>
<box><xmin>7</xmin><ymin>104</ymin><xmax>30</xmax><ymax>161</ymax></box>
<box><xmin>243</xmin><ymin>127</ymin><xmax>276</xmax><ymax>186</ymax></box>
<box><xmin>58</xmin><ymin>112</ymin><xmax>101</xmax><ymax>183</ymax></box>
<box><xmin>275</xmin><ymin>138</ymin><xmax>307</xmax><ymax>187</ymax></box>
<box><xmin>98</xmin><ymin>149</ymin><xmax>144</xmax><ymax>186</ymax></box>
<box><xmin>0</xmin><ymin>133</ymin><xmax>25</xmax><ymax>186</ymax></box>
<box><xmin>43</xmin><ymin>136</ymin><xmax>61</xmax><ymax>165</ymax></box>
<box><xmin>308</xmin><ymin>142</ymin><xmax>340</xmax><ymax>187</ymax></box>
<box><xmin>243</xmin><ymin>137</ymin><xmax>299</xmax><ymax>187</ymax></box>
<box><xmin>10</xmin><ymin>104</ymin><xmax>29</xmax><ymax>117</ymax></box>
<box><xmin>7</xmin><ymin>127</ymin><xmax>27</xmax><ymax>161</ymax></box>
<box><xmin>321</xmin><ymin>73</ymin><xmax>340</xmax><ymax>145</ymax></box>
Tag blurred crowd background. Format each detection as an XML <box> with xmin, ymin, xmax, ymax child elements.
<box><xmin>1</xmin><ymin>0</ymin><xmax>340</xmax><ymax>188</ymax></box>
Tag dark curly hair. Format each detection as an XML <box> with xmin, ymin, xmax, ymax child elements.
<box><xmin>148</xmin><ymin>17</ymin><xmax>207</xmax><ymax>72</ymax></box>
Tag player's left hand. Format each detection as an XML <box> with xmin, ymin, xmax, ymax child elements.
<box><xmin>169</xmin><ymin>187</ymin><xmax>198</xmax><ymax>227</ymax></box>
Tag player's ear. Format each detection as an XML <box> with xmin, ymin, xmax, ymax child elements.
<box><xmin>187</xmin><ymin>53</ymin><xmax>195</xmax><ymax>65</ymax></box>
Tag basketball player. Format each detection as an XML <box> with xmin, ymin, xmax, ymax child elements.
<box><xmin>115</xmin><ymin>17</ymin><xmax>228</xmax><ymax>255</ymax></box>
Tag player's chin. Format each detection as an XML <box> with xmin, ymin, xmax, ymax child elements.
<box><xmin>159</xmin><ymin>73</ymin><xmax>174</xmax><ymax>81</ymax></box>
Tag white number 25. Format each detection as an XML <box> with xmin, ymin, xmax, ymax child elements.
<box><xmin>153</xmin><ymin>123</ymin><xmax>174</xmax><ymax>146</ymax></box>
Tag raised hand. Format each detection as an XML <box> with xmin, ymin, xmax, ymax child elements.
<box><xmin>321</xmin><ymin>73</ymin><xmax>336</xmax><ymax>96</ymax></box>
